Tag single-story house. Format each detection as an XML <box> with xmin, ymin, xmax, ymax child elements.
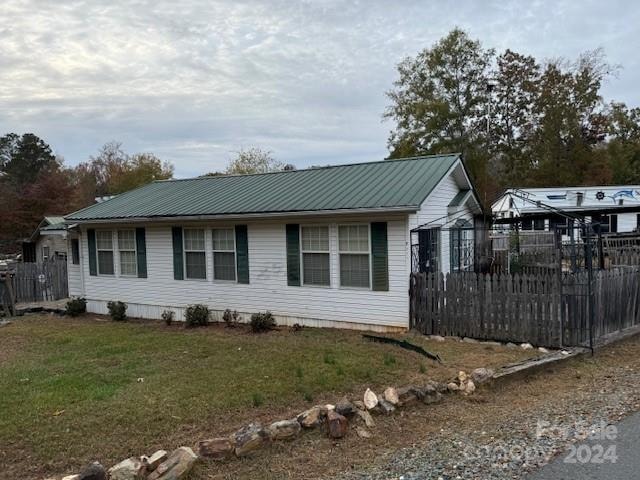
<box><xmin>65</xmin><ymin>154</ymin><xmax>482</xmax><ymax>331</ymax></box>
<box><xmin>493</xmin><ymin>186</ymin><xmax>640</xmax><ymax>235</ymax></box>
<box><xmin>21</xmin><ymin>216</ymin><xmax>68</xmax><ymax>263</ymax></box>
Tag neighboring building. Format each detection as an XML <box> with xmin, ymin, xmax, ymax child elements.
<box><xmin>492</xmin><ymin>186</ymin><xmax>640</xmax><ymax>235</ymax></box>
<box><xmin>65</xmin><ymin>154</ymin><xmax>482</xmax><ymax>331</ymax></box>
<box><xmin>21</xmin><ymin>216</ymin><xmax>69</xmax><ymax>263</ymax></box>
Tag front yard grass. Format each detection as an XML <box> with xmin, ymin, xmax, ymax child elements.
<box><xmin>0</xmin><ymin>314</ymin><xmax>537</xmax><ymax>479</ymax></box>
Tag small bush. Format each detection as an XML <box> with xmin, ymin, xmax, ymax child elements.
<box><xmin>65</xmin><ymin>297</ymin><xmax>86</xmax><ymax>317</ymax></box>
<box><xmin>222</xmin><ymin>309</ymin><xmax>240</xmax><ymax>327</ymax></box>
<box><xmin>250</xmin><ymin>311</ymin><xmax>276</xmax><ymax>333</ymax></box>
<box><xmin>185</xmin><ymin>304</ymin><xmax>209</xmax><ymax>328</ymax></box>
<box><xmin>107</xmin><ymin>301</ymin><xmax>127</xmax><ymax>321</ymax></box>
<box><xmin>161</xmin><ymin>310</ymin><xmax>175</xmax><ymax>326</ymax></box>
<box><xmin>251</xmin><ymin>392</ymin><xmax>264</xmax><ymax>407</ymax></box>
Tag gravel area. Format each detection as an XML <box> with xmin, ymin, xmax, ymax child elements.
<box><xmin>337</xmin><ymin>359</ymin><xmax>640</xmax><ymax>480</ymax></box>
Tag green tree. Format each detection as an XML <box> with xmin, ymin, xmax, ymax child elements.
<box><xmin>384</xmin><ymin>28</ymin><xmax>494</xmax><ymax>199</ymax></box>
<box><xmin>0</xmin><ymin>133</ymin><xmax>59</xmax><ymax>186</ymax></box>
<box><xmin>605</xmin><ymin>102</ymin><xmax>640</xmax><ymax>183</ymax></box>
<box><xmin>225</xmin><ymin>147</ymin><xmax>285</xmax><ymax>174</ymax></box>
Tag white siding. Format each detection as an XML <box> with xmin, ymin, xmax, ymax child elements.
<box><xmin>67</xmin><ymin>233</ymin><xmax>84</xmax><ymax>297</ymax></box>
<box><xmin>408</xmin><ymin>164</ymin><xmax>475</xmax><ymax>274</ymax></box>
<box><xmin>78</xmin><ymin>215</ymin><xmax>410</xmax><ymax>330</ymax></box>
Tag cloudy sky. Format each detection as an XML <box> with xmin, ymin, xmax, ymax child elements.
<box><xmin>1</xmin><ymin>0</ymin><xmax>639</xmax><ymax>177</ymax></box>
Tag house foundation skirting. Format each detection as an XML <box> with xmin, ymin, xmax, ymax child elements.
<box><xmin>85</xmin><ymin>300</ymin><xmax>407</xmax><ymax>333</ymax></box>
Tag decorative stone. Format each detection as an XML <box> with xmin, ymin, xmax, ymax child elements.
<box><xmin>335</xmin><ymin>398</ymin><xmax>357</xmax><ymax>417</ymax></box>
<box><xmin>356</xmin><ymin>427</ymin><xmax>372</xmax><ymax>438</ymax></box>
<box><xmin>396</xmin><ymin>386</ymin><xmax>418</xmax><ymax>406</ymax></box>
<box><xmin>538</xmin><ymin>347</ymin><xmax>549</xmax><ymax>353</ymax></box>
<box><xmin>142</xmin><ymin>450</ymin><xmax>168</xmax><ymax>472</ymax></box>
<box><xmin>363</xmin><ymin>388</ymin><xmax>378</xmax><ymax>410</ymax></box>
<box><xmin>506</xmin><ymin>342</ymin><xmax>517</xmax><ymax>349</ymax></box>
<box><xmin>108</xmin><ymin>458</ymin><xmax>144</xmax><ymax>480</ymax></box>
<box><xmin>520</xmin><ymin>342</ymin><xmax>534</xmax><ymax>350</ymax></box>
<box><xmin>325</xmin><ymin>404</ymin><xmax>335</xmax><ymax>411</ymax></box>
<box><xmin>268</xmin><ymin>419</ymin><xmax>301</xmax><ymax>441</ymax></box>
<box><xmin>383</xmin><ymin>387</ymin><xmax>399</xmax><ymax>406</ymax></box>
<box><xmin>462</xmin><ymin>380</ymin><xmax>476</xmax><ymax>395</ymax></box>
<box><xmin>297</xmin><ymin>405</ymin><xmax>327</xmax><ymax>428</ymax></box>
<box><xmin>422</xmin><ymin>390</ymin><xmax>443</xmax><ymax>405</ymax></box>
<box><xmin>326</xmin><ymin>410</ymin><xmax>348</xmax><ymax>439</ymax></box>
<box><xmin>378</xmin><ymin>398</ymin><xmax>396</xmax><ymax>414</ymax></box>
<box><xmin>430</xmin><ymin>335</ymin><xmax>446</xmax><ymax>342</ymax></box>
<box><xmin>62</xmin><ymin>476</ymin><xmax>80</xmax><ymax>480</ymax></box>
<box><xmin>233</xmin><ymin>423</ymin><xmax>270</xmax><ymax>457</ymax></box>
<box><xmin>147</xmin><ymin>447</ymin><xmax>198</xmax><ymax>480</ymax></box>
<box><xmin>462</xmin><ymin>337</ymin><xmax>479</xmax><ymax>343</ymax></box>
<box><xmin>470</xmin><ymin>367</ymin><xmax>494</xmax><ymax>385</ymax></box>
<box><xmin>447</xmin><ymin>382</ymin><xmax>459</xmax><ymax>392</ymax></box>
<box><xmin>198</xmin><ymin>438</ymin><xmax>234</xmax><ymax>459</ymax></box>
<box><xmin>457</xmin><ymin>371</ymin><xmax>468</xmax><ymax>383</ymax></box>
<box><xmin>352</xmin><ymin>400</ymin><xmax>366</xmax><ymax>410</ymax></box>
<box><xmin>355</xmin><ymin>408</ymin><xmax>375</xmax><ymax>428</ymax></box>
<box><xmin>79</xmin><ymin>462</ymin><xmax>107</xmax><ymax>480</ymax></box>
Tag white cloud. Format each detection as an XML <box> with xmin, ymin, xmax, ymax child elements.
<box><xmin>0</xmin><ymin>0</ymin><xmax>638</xmax><ymax>177</ymax></box>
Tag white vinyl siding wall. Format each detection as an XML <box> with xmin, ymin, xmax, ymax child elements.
<box><xmin>408</xmin><ymin>164</ymin><xmax>476</xmax><ymax>274</ymax></box>
<box><xmin>77</xmin><ymin>215</ymin><xmax>409</xmax><ymax>329</ymax></box>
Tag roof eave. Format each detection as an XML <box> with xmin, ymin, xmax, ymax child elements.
<box><xmin>66</xmin><ymin>205</ymin><xmax>419</xmax><ymax>224</ymax></box>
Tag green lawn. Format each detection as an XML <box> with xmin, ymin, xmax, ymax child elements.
<box><xmin>0</xmin><ymin>315</ymin><xmax>536</xmax><ymax>479</ymax></box>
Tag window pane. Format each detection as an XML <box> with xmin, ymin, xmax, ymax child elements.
<box><xmin>339</xmin><ymin>225</ymin><xmax>369</xmax><ymax>252</ymax></box>
<box><xmin>340</xmin><ymin>253</ymin><xmax>370</xmax><ymax>288</ymax></box>
<box><xmin>96</xmin><ymin>231</ymin><xmax>113</xmax><ymax>250</ymax></box>
<box><xmin>301</xmin><ymin>226</ymin><xmax>329</xmax><ymax>251</ymax></box>
<box><xmin>118</xmin><ymin>230</ymin><xmax>136</xmax><ymax>250</ymax></box>
<box><xmin>303</xmin><ymin>252</ymin><xmax>330</xmax><ymax>286</ymax></box>
<box><xmin>185</xmin><ymin>251</ymin><xmax>206</xmax><ymax>279</ymax></box>
<box><xmin>71</xmin><ymin>239</ymin><xmax>80</xmax><ymax>265</ymax></box>
<box><xmin>184</xmin><ymin>229</ymin><xmax>205</xmax><ymax>251</ymax></box>
<box><xmin>214</xmin><ymin>251</ymin><xmax>236</xmax><ymax>280</ymax></box>
<box><xmin>98</xmin><ymin>250</ymin><xmax>114</xmax><ymax>275</ymax></box>
<box><xmin>213</xmin><ymin>228</ymin><xmax>235</xmax><ymax>251</ymax></box>
<box><xmin>120</xmin><ymin>250</ymin><xmax>137</xmax><ymax>276</ymax></box>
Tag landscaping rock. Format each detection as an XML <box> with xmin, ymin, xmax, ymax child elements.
<box><xmin>462</xmin><ymin>337</ymin><xmax>479</xmax><ymax>343</ymax></box>
<box><xmin>520</xmin><ymin>342</ymin><xmax>534</xmax><ymax>350</ymax></box>
<box><xmin>79</xmin><ymin>462</ymin><xmax>107</xmax><ymax>480</ymax></box>
<box><xmin>363</xmin><ymin>388</ymin><xmax>378</xmax><ymax>410</ymax></box>
<box><xmin>447</xmin><ymin>382</ymin><xmax>459</xmax><ymax>392</ymax></box>
<box><xmin>142</xmin><ymin>450</ymin><xmax>168</xmax><ymax>472</ymax></box>
<box><xmin>378</xmin><ymin>398</ymin><xmax>396</xmax><ymax>414</ymax></box>
<box><xmin>470</xmin><ymin>367</ymin><xmax>495</xmax><ymax>385</ymax></box>
<box><xmin>198</xmin><ymin>438</ymin><xmax>234</xmax><ymax>459</ymax></box>
<box><xmin>356</xmin><ymin>427</ymin><xmax>372</xmax><ymax>438</ymax></box>
<box><xmin>396</xmin><ymin>386</ymin><xmax>419</xmax><ymax>406</ymax></box>
<box><xmin>62</xmin><ymin>475</ymin><xmax>80</xmax><ymax>480</ymax></box>
<box><xmin>147</xmin><ymin>447</ymin><xmax>198</xmax><ymax>480</ymax></box>
<box><xmin>462</xmin><ymin>379</ymin><xmax>476</xmax><ymax>395</ymax></box>
<box><xmin>355</xmin><ymin>408</ymin><xmax>375</xmax><ymax>428</ymax></box>
<box><xmin>326</xmin><ymin>410</ymin><xmax>348</xmax><ymax>439</ymax></box>
<box><xmin>233</xmin><ymin>423</ymin><xmax>270</xmax><ymax>457</ymax></box>
<box><xmin>383</xmin><ymin>387</ymin><xmax>399</xmax><ymax>406</ymax></box>
<box><xmin>335</xmin><ymin>397</ymin><xmax>357</xmax><ymax>417</ymax></box>
<box><xmin>539</xmin><ymin>347</ymin><xmax>550</xmax><ymax>353</ymax></box>
<box><xmin>352</xmin><ymin>400</ymin><xmax>366</xmax><ymax>410</ymax></box>
<box><xmin>506</xmin><ymin>342</ymin><xmax>517</xmax><ymax>349</ymax></box>
<box><xmin>422</xmin><ymin>389</ymin><xmax>443</xmax><ymax>405</ymax></box>
<box><xmin>430</xmin><ymin>335</ymin><xmax>446</xmax><ymax>342</ymax></box>
<box><xmin>108</xmin><ymin>457</ymin><xmax>144</xmax><ymax>480</ymax></box>
<box><xmin>268</xmin><ymin>419</ymin><xmax>301</xmax><ymax>441</ymax></box>
<box><xmin>457</xmin><ymin>371</ymin><xmax>468</xmax><ymax>383</ymax></box>
<box><xmin>297</xmin><ymin>405</ymin><xmax>327</xmax><ymax>428</ymax></box>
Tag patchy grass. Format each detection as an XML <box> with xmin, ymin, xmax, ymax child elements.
<box><xmin>0</xmin><ymin>315</ymin><xmax>537</xmax><ymax>479</ymax></box>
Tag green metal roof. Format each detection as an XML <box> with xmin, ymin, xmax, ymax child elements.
<box><xmin>44</xmin><ymin>216</ymin><xmax>66</xmax><ymax>226</ymax></box>
<box><xmin>448</xmin><ymin>189</ymin><xmax>471</xmax><ymax>208</ymax></box>
<box><xmin>66</xmin><ymin>154</ymin><xmax>462</xmax><ymax>221</ymax></box>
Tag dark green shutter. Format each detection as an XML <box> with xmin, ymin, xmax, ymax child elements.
<box><xmin>371</xmin><ymin>222</ymin><xmax>388</xmax><ymax>291</ymax></box>
<box><xmin>286</xmin><ymin>224</ymin><xmax>300</xmax><ymax>286</ymax></box>
<box><xmin>172</xmin><ymin>227</ymin><xmax>184</xmax><ymax>280</ymax></box>
<box><xmin>235</xmin><ymin>225</ymin><xmax>249</xmax><ymax>284</ymax></box>
<box><xmin>87</xmin><ymin>229</ymin><xmax>97</xmax><ymax>276</ymax></box>
<box><xmin>136</xmin><ymin>227</ymin><xmax>147</xmax><ymax>278</ymax></box>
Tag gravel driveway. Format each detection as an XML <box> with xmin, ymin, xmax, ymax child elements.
<box><xmin>335</xmin><ymin>355</ymin><xmax>640</xmax><ymax>480</ymax></box>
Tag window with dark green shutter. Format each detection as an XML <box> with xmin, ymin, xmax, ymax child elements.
<box><xmin>370</xmin><ymin>222</ymin><xmax>389</xmax><ymax>291</ymax></box>
<box><xmin>286</xmin><ymin>224</ymin><xmax>301</xmax><ymax>286</ymax></box>
<box><xmin>235</xmin><ymin>225</ymin><xmax>250</xmax><ymax>284</ymax></box>
<box><xmin>87</xmin><ymin>229</ymin><xmax>97</xmax><ymax>276</ymax></box>
<box><xmin>171</xmin><ymin>227</ymin><xmax>184</xmax><ymax>280</ymax></box>
<box><xmin>135</xmin><ymin>228</ymin><xmax>147</xmax><ymax>278</ymax></box>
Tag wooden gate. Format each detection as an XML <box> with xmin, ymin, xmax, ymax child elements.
<box><xmin>11</xmin><ymin>259</ymin><xmax>68</xmax><ymax>303</ymax></box>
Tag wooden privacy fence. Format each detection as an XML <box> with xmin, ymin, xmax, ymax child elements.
<box><xmin>9</xmin><ymin>259</ymin><xmax>68</xmax><ymax>303</ymax></box>
<box><xmin>410</xmin><ymin>268</ymin><xmax>640</xmax><ymax>348</ymax></box>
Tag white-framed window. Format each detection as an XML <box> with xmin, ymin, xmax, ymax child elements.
<box><xmin>42</xmin><ymin>246</ymin><xmax>50</xmax><ymax>261</ymax></box>
<box><xmin>339</xmin><ymin>224</ymin><xmax>370</xmax><ymax>288</ymax></box>
<box><xmin>96</xmin><ymin>230</ymin><xmax>115</xmax><ymax>275</ymax></box>
<box><xmin>118</xmin><ymin>230</ymin><xmax>137</xmax><ymax>276</ymax></box>
<box><xmin>183</xmin><ymin>228</ymin><xmax>206</xmax><ymax>279</ymax></box>
<box><xmin>212</xmin><ymin>227</ymin><xmax>236</xmax><ymax>281</ymax></box>
<box><xmin>301</xmin><ymin>225</ymin><xmax>330</xmax><ymax>286</ymax></box>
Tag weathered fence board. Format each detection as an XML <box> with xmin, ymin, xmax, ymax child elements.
<box><xmin>410</xmin><ymin>268</ymin><xmax>640</xmax><ymax>348</ymax></box>
<box><xmin>10</xmin><ymin>259</ymin><xmax>68</xmax><ymax>303</ymax></box>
